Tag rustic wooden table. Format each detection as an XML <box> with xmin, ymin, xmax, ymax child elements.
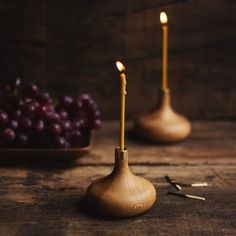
<box><xmin>0</xmin><ymin>122</ymin><xmax>235</xmax><ymax>236</ymax></box>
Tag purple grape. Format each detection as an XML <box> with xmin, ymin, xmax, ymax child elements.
<box><xmin>79</xmin><ymin>94</ymin><xmax>91</xmax><ymax>103</ymax></box>
<box><xmin>20</xmin><ymin>117</ymin><xmax>32</xmax><ymax>130</ymax></box>
<box><xmin>65</xmin><ymin>130</ymin><xmax>81</xmax><ymax>143</ymax></box>
<box><xmin>3</xmin><ymin>128</ymin><xmax>16</xmax><ymax>142</ymax></box>
<box><xmin>73</xmin><ymin>99</ymin><xmax>82</xmax><ymax>110</ymax></box>
<box><xmin>0</xmin><ymin>110</ymin><xmax>8</xmax><ymax>125</ymax></box>
<box><xmin>37</xmin><ymin>106</ymin><xmax>48</xmax><ymax>118</ymax></box>
<box><xmin>23</xmin><ymin>97</ymin><xmax>32</xmax><ymax>104</ymax></box>
<box><xmin>18</xmin><ymin>99</ymin><xmax>24</xmax><ymax>108</ymax></box>
<box><xmin>58</xmin><ymin>110</ymin><xmax>68</xmax><ymax>120</ymax></box>
<box><xmin>13</xmin><ymin>110</ymin><xmax>22</xmax><ymax>119</ymax></box>
<box><xmin>93</xmin><ymin>119</ymin><xmax>102</xmax><ymax>129</ymax></box>
<box><xmin>92</xmin><ymin>110</ymin><xmax>101</xmax><ymax>119</ymax></box>
<box><xmin>60</xmin><ymin>96</ymin><xmax>74</xmax><ymax>108</ymax></box>
<box><xmin>35</xmin><ymin>120</ymin><xmax>45</xmax><ymax>133</ymax></box>
<box><xmin>64</xmin><ymin>141</ymin><xmax>71</xmax><ymax>149</ymax></box>
<box><xmin>22</xmin><ymin>103</ymin><xmax>36</xmax><ymax>116</ymax></box>
<box><xmin>25</xmin><ymin>83</ymin><xmax>38</xmax><ymax>97</ymax></box>
<box><xmin>49</xmin><ymin>123</ymin><xmax>62</xmax><ymax>136</ymax></box>
<box><xmin>8</xmin><ymin>119</ymin><xmax>19</xmax><ymax>130</ymax></box>
<box><xmin>17</xmin><ymin>133</ymin><xmax>28</xmax><ymax>146</ymax></box>
<box><xmin>73</xmin><ymin>119</ymin><xmax>81</xmax><ymax>130</ymax></box>
<box><xmin>45</xmin><ymin>112</ymin><xmax>60</xmax><ymax>122</ymax></box>
<box><xmin>61</xmin><ymin>120</ymin><xmax>72</xmax><ymax>132</ymax></box>
<box><xmin>14</xmin><ymin>78</ymin><xmax>22</xmax><ymax>91</ymax></box>
<box><xmin>37</xmin><ymin>92</ymin><xmax>50</xmax><ymax>104</ymax></box>
<box><xmin>55</xmin><ymin>136</ymin><xmax>67</xmax><ymax>148</ymax></box>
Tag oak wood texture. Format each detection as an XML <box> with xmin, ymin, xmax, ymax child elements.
<box><xmin>0</xmin><ymin>0</ymin><xmax>236</xmax><ymax>120</ymax></box>
<box><xmin>0</xmin><ymin>121</ymin><xmax>235</xmax><ymax>235</ymax></box>
<box><xmin>87</xmin><ymin>148</ymin><xmax>156</xmax><ymax>217</ymax></box>
<box><xmin>134</xmin><ymin>89</ymin><xmax>191</xmax><ymax>142</ymax></box>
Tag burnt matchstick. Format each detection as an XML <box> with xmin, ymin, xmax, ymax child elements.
<box><xmin>165</xmin><ymin>175</ymin><xmax>182</xmax><ymax>190</ymax></box>
<box><xmin>168</xmin><ymin>191</ymin><xmax>205</xmax><ymax>201</ymax></box>
<box><xmin>176</xmin><ymin>182</ymin><xmax>208</xmax><ymax>187</ymax></box>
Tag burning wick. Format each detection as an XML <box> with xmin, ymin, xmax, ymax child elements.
<box><xmin>165</xmin><ymin>175</ymin><xmax>182</xmax><ymax>190</ymax></box>
<box><xmin>168</xmin><ymin>191</ymin><xmax>206</xmax><ymax>201</ymax></box>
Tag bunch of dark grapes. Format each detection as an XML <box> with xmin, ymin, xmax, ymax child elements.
<box><xmin>0</xmin><ymin>78</ymin><xmax>101</xmax><ymax>148</ymax></box>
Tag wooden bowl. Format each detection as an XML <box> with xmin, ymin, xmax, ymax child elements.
<box><xmin>0</xmin><ymin>133</ymin><xmax>92</xmax><ymax>163</ymax></box>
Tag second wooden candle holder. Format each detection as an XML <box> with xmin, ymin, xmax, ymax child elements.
<box><xmin>134</xmin><ymin>88</ymin><xmax>191</xmax><ymax>143</ymax></box>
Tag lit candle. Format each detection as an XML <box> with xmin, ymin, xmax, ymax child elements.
<box><xmin>116</xmin><ymin>61</ymin><xmax>127</xmax><ymax>151</ymax></box>
<box><xmin>160</xmin><ymin>11</ymin><xmax>168</xmax><ymax>91</ymax></box>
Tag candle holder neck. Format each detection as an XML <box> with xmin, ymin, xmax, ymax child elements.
<box><xmin>113</xmin><ymin>147</ymin><xmax>130</xmax><ymax>175</ymax></box>
<box><xmin>157</xmin><ymin>88</ymin><xmax>172</xmax><ymax>111</ymax></box>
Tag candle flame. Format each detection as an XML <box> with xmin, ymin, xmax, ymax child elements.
<box><xmin>160</xmin><ymin>12</ymin><xmax>168</xmax><ymax>24</ymax></box>
<box><xmin>116</xmin><ymin>61</ymin><xmax>125</xmax><ymax>72</ymax></box>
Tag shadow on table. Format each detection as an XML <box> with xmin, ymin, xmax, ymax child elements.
<box><xmin>75</xmin><ymin>195</ymin><xmax>144</xmax><ymax>221</ymax></box>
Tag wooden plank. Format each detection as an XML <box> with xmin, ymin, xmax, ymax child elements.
<box><xmin>0</xmin><ymin>0</ymin><xmax>236</xmax><ymax>119</ymax></box>
<box><xmin>76</xmin><ymin>121</ymin><xmax>236</xmax><ymax>166</ymax></box>
<box><xmin>0</xmin><ymin>165</ymin><xmax>235</xmax><ymax>236</ymax></box>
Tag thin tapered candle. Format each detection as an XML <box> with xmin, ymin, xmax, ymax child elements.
<box><xmin>160</xmin><ymin>12</ymin><xmax>168</xmax><ymax>91</ymax></box>
<box><xmin>116</xmin><ymin>61</ymin><xmax>127</xmax><ymax>151</ymax></box>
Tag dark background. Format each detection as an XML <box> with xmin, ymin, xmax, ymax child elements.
<box><xmin>0</xmin><ymin>0</ymin><xmax>235</xmax><ymax>120</ymax></box>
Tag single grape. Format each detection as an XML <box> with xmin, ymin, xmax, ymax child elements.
<box><xmin>60</xmin><ymin>96</ymin><xmax>74</xmax><ymax>108</ymax></box>
<box><xmin>22</xmin><ymin>103</ymin><xmax>36</xmax><ymax>116</ymax></box>
<box><xmin>49</xmin><ymin>123</ymin><xmax>62</xmax><ymax>136</ymax></box>
<box><xmin>14</xmin><ymin>78</ymin><xmax>22</xmax><ymax>91</ymax></box>
<box><xmin>92</xmin><ymin>119</ymin><xmax>102</xmax><ymax>129</ymax></box>
<box><xmin>35</xmin><ymin>120</ymin><xmax>45</xmax><ymax>133</ymax></box>
<box><xmin>64</xmin><ymin>141</ymin><xmax>71</xmax><ymax>149</ymax></box>
<box><xmin>79</xmin><ymin>94</ymin><xmax>92</xmax><ymax>103</ymax></box>
<box><xmin>18</xmin><ymin>99</ymin><xmax>24</xmax><ymax>108</ymax></box>
<box><xmin>23</xmin><ymin>97</ymin><xmax>32</xmax><ymax>104</ymax></box>
<box><xmin>73</xmin><ymin>99</ymin><xmax>83</xmax><ymax>110</ymax></box>
<box><xmin>58</xmin><ymin>110</ymin><xmax>68</xmax><ymax>120</ymax></box>
<box><xmin>37</xmin><ymin>106</ymin><xmax>48</xmax><ymax>118</ymax></box>
<box><xmin>25</xmin><ymin>83</ymin><xmax>39</xmax><ymax>97</ymax></box>
<box><xmin>55</xmin><ymin>136</ymin><xmax>67</xmax><ymax>148</ymax></box>
<box><xmin>61</xmin><ymin>120</ymin><xmax>72</xmax><ymax>132</ymax></box>
<box><xmin>3</xmin><ymin>128</ymin><xmax>16</xmax><ymax>142</ymax></box>
<box><xmin>8</xmin><ymin>119</ymin><xmax>19</xmax><ymax>130</ymax></box>
<box><xmin>37</xmin><ymin>92</ymin><xmax>50</xmax><ymax>104</ymax></box>
<box><xmin>13</xmin><ymin>110</ymin><xmax>22</xmax><ymax>119</ymax></box>
<box><xmin>17</xmin><ymin>133</ymin><xmax>28</xmax><ymax>147</ymax></box>
<box><xmin>72</xmin><ymin>119</ymin><xmax>81</xmax><ymax>130</ymax></box>
<box><xmin>45</xmin><ymin>102</ymin><xmax>55</xmax><ymax>112</ymax></box>
<box><xmin>20</xmin><ymin>117</ymin><xmax>32</xmax><ymax>130</ymax></box>
<box><xmin>0</xmin><ymin>110</ymin><xmax>8</xmax><ymax>125</ymax></box>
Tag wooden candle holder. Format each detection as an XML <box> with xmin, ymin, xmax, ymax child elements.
<box><xmin>134</xmin><ymin>88</ymin><xmax>191</xmax><ymax>143</ymax></box>
<box><xmin>87</xmin><ymin>147</ymin><xmax>156</xmax><ymax>217</ymax></box>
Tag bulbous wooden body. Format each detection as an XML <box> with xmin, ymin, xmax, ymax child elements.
<box><xmin>134</xmin><ymin>89</ymin><xmax>191</xmax><ymax>143</ymax></box>
<box><xmin>87</xmin><ymin>148</ymin><xmax>156</xmax><ymax>217</ymax></box>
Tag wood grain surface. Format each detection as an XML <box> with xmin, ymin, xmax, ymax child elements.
<box><xmin>0</xmin><ymin>121</ymin><xmax>235</xmax><ymax>235</ymax></box>
<box><xmin>0</xmin><ymin>0</ymin><xmax>236</xmax><ymax>120</ymax></box>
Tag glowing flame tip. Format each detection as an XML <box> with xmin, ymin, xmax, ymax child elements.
<box><xmin>160</xmin><ymin>11</ymin><xmax>168</xmax><ymax>24</ymax></box>
<box><xmin>116</xmin><ymin>61</ymin><xmax>125</xmax><ymax>72</ymax></box>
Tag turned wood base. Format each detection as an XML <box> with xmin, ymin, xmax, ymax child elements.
<box><xmin>134</xmin><ymin>89</ymin><xmax>191</xmax><ymax>143</ymax></box>
<box><xmin>87</xmin><ymin>148</ymin><xmax>156</xmax><ymax>217</ymax></box>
